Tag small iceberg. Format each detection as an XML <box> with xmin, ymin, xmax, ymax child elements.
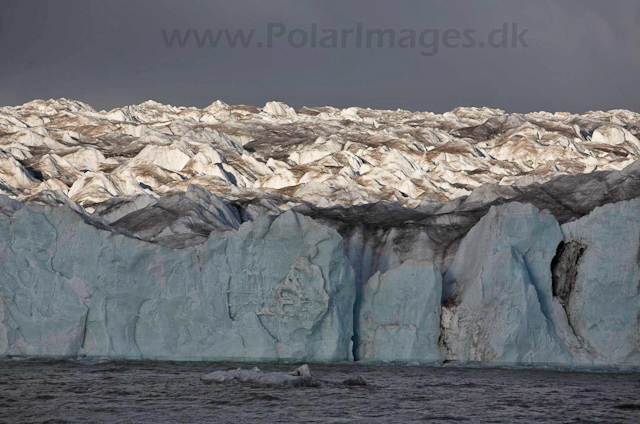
<box><xmin>201</xmin><ymin>365</ymin><xmax>368</xmax><ymax>388</ymax></box>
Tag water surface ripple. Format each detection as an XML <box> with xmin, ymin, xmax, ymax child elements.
<box><xmin>1</xmin><ymin>360</ymin><xmax>639</xmax><ymax>423</ymax></box>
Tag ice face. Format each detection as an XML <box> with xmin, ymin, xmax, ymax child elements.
<box><xmin>559</xmin><ymin>199</ymin><xmax>640</xmax><ymax>366</ymax></box>
<box><xmin>0</xmin><ymin>200</ymin><xmax>355</xmax><ymax>362</ymax></box>
<box><xmin>355</xmin><ymin>260</ymin><xmax>445</xmax><ymax>362</ymax></box>
<box><xmin>440</xmin><ymin>201</ymin><xmax>640</xmax><ymax>367</ymax></box>
<box><xmin>441</xmin><ymin>203</ymin><xmax>572</xmax><ymax>365</ymax></box>
<box><xmin>1</xmin><ymin>186</ymin><xmax>640</xmax><ymax>366</ymax></box>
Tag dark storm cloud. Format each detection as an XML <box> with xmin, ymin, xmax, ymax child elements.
<box><xmin>0</xmin><ymin>0</ymin><xmax>638</xmax><ymax>113</ymax></box>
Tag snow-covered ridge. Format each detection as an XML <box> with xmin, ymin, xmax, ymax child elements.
<box><xmin>1</xmin><ymin>98</ymin><xmax>639</xmax><ymax>211</ymax></box>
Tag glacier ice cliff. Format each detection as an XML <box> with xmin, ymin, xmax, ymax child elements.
<box><xmin>439</xmin><ymin>200</ymin><xmax>640</xmax><ymax>366</ymax></box>
<box><xmin>558</xmin><ymin>199</ymin><xmax>640</xmax><ymax>366</ymax></box>
<box><xmin>2</xmin><ymin>187</ymin><xmax>639</xmax><ymax>367</ymax></box>
<box><xmin>441</xmin><ymin>203</ymin><xmax>573</xmax><ymax>364</ymax></box>
<box><xmin>355</xmin><ymin>260</ymin><xmax>444</xmax><ymax>362</ymax></box>
<box><xmin>0</xmin><ymin>196</ymin><xmax>355</xmax><ymax>361</ymax></box>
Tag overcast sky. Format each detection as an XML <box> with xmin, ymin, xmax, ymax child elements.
<box><xmin>0</xmin><ymin>0</ymin><xmax>638</xmax><ymax>113</ymax></box>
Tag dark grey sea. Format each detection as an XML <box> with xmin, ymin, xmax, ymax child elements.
<box><xmin>1</xmin><ymin>359</ymin><xmax>639</xmax><ymax>423</ymax></box>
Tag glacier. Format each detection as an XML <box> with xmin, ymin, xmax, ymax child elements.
<box><xmin>0</xmin><ymin>98</ymin><xmax>639</xmax><ymax>367</ymax></box>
